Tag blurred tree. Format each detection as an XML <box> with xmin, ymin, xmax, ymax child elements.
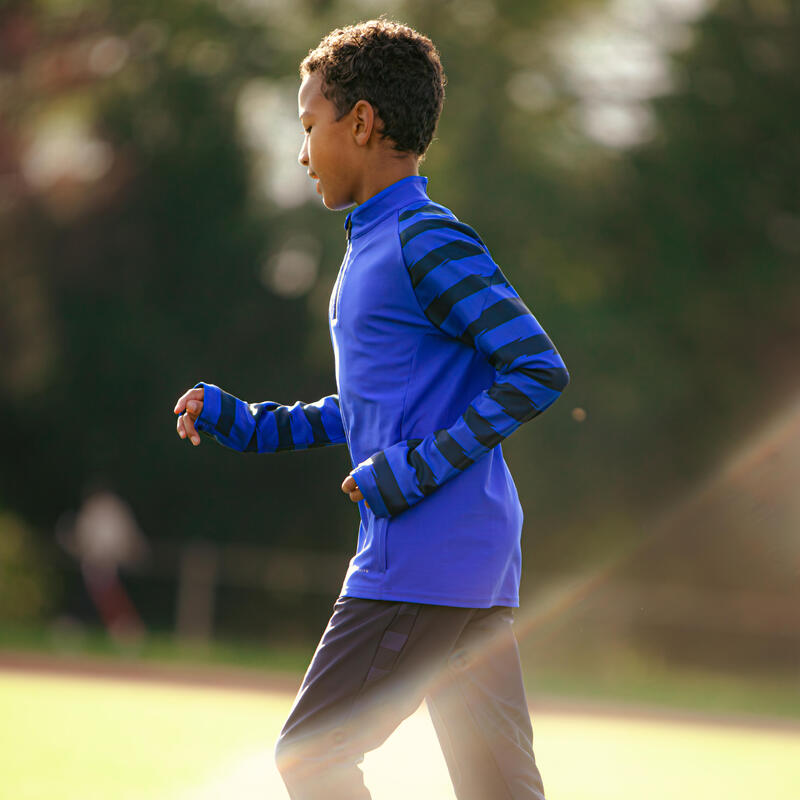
<box><xmin>0</xmin><ymin>0</ymin><xmax>797</xmax><ymax>638</ymax></box>
<box><xmin>0</xmin><ymin>511</ymin><xmax>55</xmax><ymax>623</ymax></box>
<box><xmin>0</xmin><ymin>1</ymin><xmax>352</xmax><ymax>558</ymax></box>
<box><xmin>532</xmin><ymin>0</ymin><xmax>800</xmax><ymax>572</ymax></box>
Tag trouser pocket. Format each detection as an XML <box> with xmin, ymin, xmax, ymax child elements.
<box><xmin>363</xmin><ymin>602</ymin><xmax>420</xmax><ymax>683</ymax></box>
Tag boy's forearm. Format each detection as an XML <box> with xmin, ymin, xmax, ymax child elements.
<box><xmin>194</xmin><ymin>382</ymin><xmax>346</xmax><ymax>453</ymax></box>
<box><xmin>351</xmin><ymin>340</ymin><xmax>568</xmax><ymax>518</ymax></box>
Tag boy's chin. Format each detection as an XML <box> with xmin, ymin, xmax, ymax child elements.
<box><xmin>322</xmin><ymin>192</ymin><xmax>356</xmax><ymax>212</ymax></box>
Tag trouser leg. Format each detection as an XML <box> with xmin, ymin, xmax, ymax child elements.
<box><xmin>426</xmin><ymin>607</ymin><xmax>546</xmax><ymax>800</ymax></box>
<box><xmin>274</xmin><ymin>596</ymin><xmax>473</xmax><ymax>800</ymax></box>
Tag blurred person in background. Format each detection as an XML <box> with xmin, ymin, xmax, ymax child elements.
<box><xmin>57</xmin><ymin>487</ymin><xmax>148</xmax><ymax>643</ymax></box>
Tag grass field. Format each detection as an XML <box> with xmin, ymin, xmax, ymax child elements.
<box><xmin>3</xmin><ymin>667</ymin><xmax>800</xmax><ymax>800</ymax></box>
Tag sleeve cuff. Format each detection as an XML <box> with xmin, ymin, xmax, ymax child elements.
<box><xmin>350</xmin><ymin>461</ymin><xmax>391</xmax><ymax>518</ymax></box>
<box><xmin>193</xmin><ymin>382</ymin><xmax>221</xmax><ymax>432</ymax></box>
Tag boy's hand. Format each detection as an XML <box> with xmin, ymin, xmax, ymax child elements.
<box><xmin>174</xmin><ymin>386</ymin><xmax>204</xmax><ymax>446</ymax></box>
<box><xmin>341</xmin><ymin>474</ymin><xmax>369</xmax><ymax>509</ymax></box>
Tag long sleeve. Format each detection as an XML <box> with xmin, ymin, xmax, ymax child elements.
<box><xmin>192</xmin><ymin>382</ymin><xmax>346</xmax><ymax>453</ymax></box>
<box><xmin>350</xmin><ymin>207</ymin><xmax>569</xmax><ymax>518</ymax></box>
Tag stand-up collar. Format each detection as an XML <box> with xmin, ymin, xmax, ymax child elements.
<box><xmin>344</xmin><ymin>176</ymin><xmax>429</xmax><ymax>239</ymax></box>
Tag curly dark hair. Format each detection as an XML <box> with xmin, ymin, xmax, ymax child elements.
<box><xmin>300</xmin><ymin>19</ymin><xmax>446</xmax><ymax>157</ymax></box>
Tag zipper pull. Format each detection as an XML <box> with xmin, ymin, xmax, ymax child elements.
<box><xmin>345</xmin><ymin>216</ymin><xmax>352</xmax><ymax>242</ymax></box>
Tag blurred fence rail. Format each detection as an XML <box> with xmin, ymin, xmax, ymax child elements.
<box><xmin>42</xmin><ymin>536</ymin><xmax>800</xmax><ymax>673</ymax></box>
<box><xmin>572</xmin><ymin>581</ymin><xmax>800</xmax><ymax>639</ymax></box>
<box><xmin>51</xmin><ymin>539</ymin><xmax>349</xmax><ymax>642</ymax></box>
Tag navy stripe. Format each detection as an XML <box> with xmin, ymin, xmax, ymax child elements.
<box><xmin>398</xmin><ymin>203</ymin><xmax>451</xmax><ymax>222</ymax></box>
<box><xmin>244</xmin><ymin>429</ymin><xmax>259</xmax><ymax>452</ymax></box>
<box><xmin>487</xmin><ymin>383</ymin><xmax>539</xmax><ymax>423</ymax></box>
<box><xmin>217</xmin><ymin>391</ymin><xmax>237</xmax><ymax>437</ymax></box>
<box><xmin>424</xmin><ymin>268</ymin><xmax>509</xmax><ymax>329</ymax></box>
<box><xmin>303</xmin><ymin>404</ymin><xmax>331</xmax><ymax>448</ymax></box>
<box><xmin>434</xmin><ymin>429</ymin><xmax>474</xmax><ymax>471</ymax></box>
<box><xmin>488</xmin><ymin>333</ymin><xmax>555</xmax><ymax>370</ymax></box>
<box><xmin>408</xmin><ymin>240</ymin><xmax>485</xmax><ymax>288</ymax></box>
<box><xmin>273</xmin><ymin>407</ymin><xmax>294</xmax><ymax>451</ymax></box>
<box><xmin>405</xmin><ymin>439</ymin><xmax>438</xmax><ymax>496</ymax></box>
<box><xmin>462</xmin><ymin>296</ymin><xmax>530</xmax><ymax>346</ymax></box>
<box><xmin>372</xmin><ymin>451</ymin><xmax>410</xmax><ymax>515</ymax></box>
<box><xmin>400</xmin><ymin>218</ymin><xmax>485</xmax><ymax>248</ymax></box>
<box><xmin>463</xmin><ymin>406</ymin><xmax>504</xmax><ymax>449</ymax></box>
<box><xmin>518</xmin><ymin>365</ymin><xmax>570</xmax><ymax>392</ymax></box>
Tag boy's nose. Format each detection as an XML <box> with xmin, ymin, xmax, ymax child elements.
<box><xmin>298</xmin><ymin>140</ymin><xmax>309</xmax><ymax>167</ymax></box>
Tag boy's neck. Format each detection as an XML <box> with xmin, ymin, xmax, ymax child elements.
<box><xmin>352</xmin><ymin>153</ymin><xmax>420</xmax><ymax>207</ymax></box>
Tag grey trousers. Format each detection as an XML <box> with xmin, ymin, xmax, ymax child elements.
<box><xmin>274</xmin><ymin>596</ymin><xmax>545</xmax><ymax>800</ymax></box>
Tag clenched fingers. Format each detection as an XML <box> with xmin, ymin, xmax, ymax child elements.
<box><xmin>341</xmin><ymin>474</ymin><xmax>364</xmax><ymax>504</ymax></box>
<box><xmin>175</xmin><ymin>414</ymin><xmax>191</xmax><ymax>439</ymax></box>
<box><xmin>173</xmin><ymin>387</ymin><xmax>204</xmax><ymax>416</ymax></box>
<box><xmin>176</xmin><ymin>412</ymin><xmax>198</xmax><ymax>445</ymax></box>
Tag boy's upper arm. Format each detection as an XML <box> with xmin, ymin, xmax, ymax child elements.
<box><xmin>398</xmin><ymin>207</ymin><xmax>566</xmax><ymax>387</ymax></box>
<box><xmin>398</xmin><ymin>205</ymin><xmax>495</xmax><ymax>339</ymax></box>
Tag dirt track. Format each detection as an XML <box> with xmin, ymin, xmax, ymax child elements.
<box><xmin>2</xmin><ymin>648</ymin><xmax>799</xmax><ymax>734</ymax></box>
<box><xmin>0</xmin><ymin>649</ymin><xmax>302</xmax><ymax>695</ymax></box>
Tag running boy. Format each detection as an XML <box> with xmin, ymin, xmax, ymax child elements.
<box><xmin>174</xmin><ymin>19</ymin><xmax>567</xmax><ymax>800</ymax></box>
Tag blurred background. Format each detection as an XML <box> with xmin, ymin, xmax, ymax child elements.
<box><xmin>1</xmin><ymin>0</ymin><xmax>799</xmax><ymax>793</ymax></box>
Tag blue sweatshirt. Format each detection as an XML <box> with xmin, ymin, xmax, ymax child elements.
<box><xmin>194</xmin><ymin>176</ymin><xmax>568</xmax><ymax>608</ymax></box>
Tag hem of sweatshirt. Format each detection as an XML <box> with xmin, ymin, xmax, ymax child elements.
<box><xmin>340</xmin><ymin>583</ymin><xmax>519</xmax><ymax>609</ymax></box>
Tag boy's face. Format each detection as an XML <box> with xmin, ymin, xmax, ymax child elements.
<box><xmin>298</xmin><ymin>72</ymin><xmax>358</xmax><ymax>211</ymax></box>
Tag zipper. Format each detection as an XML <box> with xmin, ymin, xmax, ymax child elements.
<box><xmin>332</xmin><ymin>217</ymin><xmax>353</xmax><ymax>321</ymax></box>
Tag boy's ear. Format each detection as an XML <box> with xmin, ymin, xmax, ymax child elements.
<box><xmin>351</xmin><ymin>99</ymin><xmax>377</xmax><ymax>146</ymax></box>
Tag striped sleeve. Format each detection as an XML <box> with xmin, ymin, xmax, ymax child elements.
<box><xmin>191</xmin><ymin>382</ymin><xmax>346</xmax><ymax>453</ymax></box>
<box><xmin>349</xmin><ymin>206</ymin><xmax>569</xmax><ymax>519</ymax></box>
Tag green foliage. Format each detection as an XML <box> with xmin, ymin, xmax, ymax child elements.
<box><xmin>0</xmin><ymin>512</ymin><xmax>55</xmax><ymax>622</ymax></box>
<box><xmin>0</xmin><ymin>0</ymin><xmax>797</xmax><ymax>635</ymax></box>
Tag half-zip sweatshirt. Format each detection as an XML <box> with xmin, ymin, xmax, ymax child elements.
<box><xmin>194</xmin><ymin>176</ymin><xmax>568</xmax><ymax>607</ymax></box>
